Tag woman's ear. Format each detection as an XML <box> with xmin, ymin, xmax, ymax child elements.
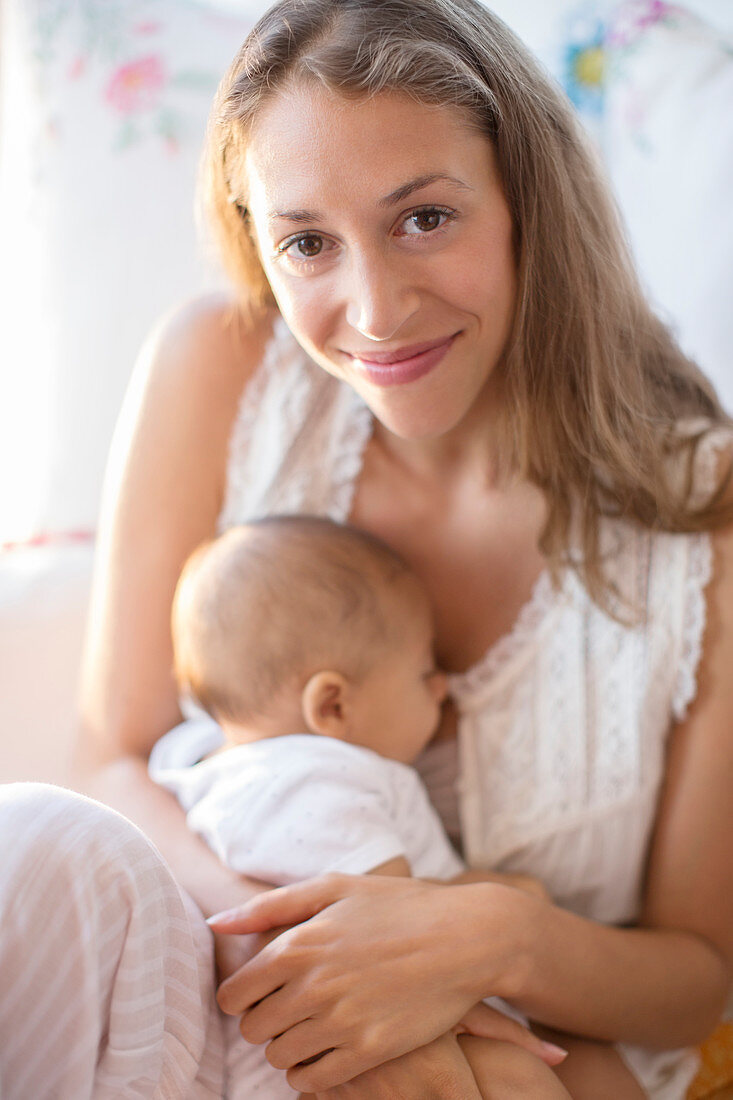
<box><xmin>301</xmin><ymin>671</ymin><xmax>352</xmax><ymax>738</ymax></box>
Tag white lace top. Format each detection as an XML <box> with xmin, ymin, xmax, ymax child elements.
<box><xmin>218</xmin><ymin>319</ymin><xmax>725</xmax><ymax>1096</ymax></box>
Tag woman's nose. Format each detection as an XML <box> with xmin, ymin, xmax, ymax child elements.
<box><xmin>344</xmin><ymin>251</ymin><xmax>419</xmax><ymax>340</ymax></box>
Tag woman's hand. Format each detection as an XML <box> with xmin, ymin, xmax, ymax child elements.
<box><xmin>309</xmin><ymin>1031</ymin><xmax>484</xmax><ymax>1099</ymax></box>
<box><xmin>209</xmin><ymin>872</ymin><xmax>533</xmax><ymax>1090</ymax></box>
<box><xmin>302</xmin><ymin>1011</ymin><xmax>567</xmax><ymax>1099</ymax></box>
<box><xmin>213</xmin><ymin>923</ymin><xmax>283</xmax><ymax>983</ymax></box>
<box><xmin>299</xmin><ymin>1010</ymin><xmax>565</xmax><ymax>1098</ymax></box>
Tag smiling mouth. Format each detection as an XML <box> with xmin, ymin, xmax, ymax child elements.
<box><xmin>343</xmin><ymin>333</ymin><xmax>459</xmax><ymax>387</ymax></box>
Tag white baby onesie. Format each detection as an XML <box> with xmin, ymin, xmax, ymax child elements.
<box><xmin>149</xmin><ymin>719</ymin><xmax>464</xmax><ymax>883</ymax></box>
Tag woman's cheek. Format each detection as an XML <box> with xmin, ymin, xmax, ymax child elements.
<box><xmin>271</xmin><ymin>276</ymin><xmax>335</xmax><ymax>350</ymax></box>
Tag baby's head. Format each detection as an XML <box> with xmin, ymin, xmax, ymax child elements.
<box><xmin>172</xmin><ymin>516</ymin><xmax>447</xmax><ymax>763</ymax></box>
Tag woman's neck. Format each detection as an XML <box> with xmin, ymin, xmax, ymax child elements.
<box><xmin>371</xmin><ymin>383</ymin><xmax>507</xmax><ymax>492</ymax></box>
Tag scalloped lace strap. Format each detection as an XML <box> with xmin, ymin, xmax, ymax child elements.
<box><xmin>690</xmin><ymin>424</ymin><xmax>733</xmax><ymax>506</ymax></box>
<box><xmin>327</xmin><ymin>392</ymin><xmax>374</xmax><ymax>523</ymax></box>
<box><xmin>671</xmin><ymin>531</ymin><xmax>713</xmax><ymax>722</ymax></box>
<box><xmin>217</xmin><ymin>319</ymin><xmax>289</xmax><ymax>532</ymax></box>
<box><xmin>218</xmin><ymin>318</ymin><xmax>373</xmax><ymax>530</ymax></box>
<box><xmin>670</xmin><ymin>426</ymin><xmax>732</xmax><ymax>721</ymax></box>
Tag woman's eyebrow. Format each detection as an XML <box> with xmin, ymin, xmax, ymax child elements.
<box><xmin>267</xmin><ymin>174</ymin><xmax>474</xmax><ymax>224</ymax></box>
<box><xmin>378</xmin><ymin>173</ymin><xmax>474</xmax><ymax>207</ymax></box>
<box><xmin>267</xmin><ymin>208</ymin><xmax>321</xmax><ymax>224</ymax></box>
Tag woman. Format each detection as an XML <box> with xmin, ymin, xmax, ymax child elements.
<box><xmin>2</xmin><ymin>0</ymin><xmax>731</xmax><ymax>1096</ymax></box>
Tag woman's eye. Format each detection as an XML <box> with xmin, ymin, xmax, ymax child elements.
<box><xmin>292</xmin><ymin>234</ymin><xmax>323</xmax><ymax>257</ymax></box>
<box><xmin>412</xmin><ymin>210</ymin><xmax>443</xmax><ymax>232</ymax></box>
<box><xmin>277</xmin><ymin>232</ymin><xmax>335</xmax><ymax>268</ymax></box>
<box><xmin>397</xmin><ymin>206</ymin><xmax>454</xmax><ymax>237</ymax></box>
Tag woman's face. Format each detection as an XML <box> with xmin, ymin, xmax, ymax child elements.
<box><xmin>240</xmin><ymin>83</ymin><xmax>517</xmax><ymax>441</ymax></box>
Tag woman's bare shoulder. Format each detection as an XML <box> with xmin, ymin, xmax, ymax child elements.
<box><xmin>104</xmin><ymin>291</ymin><xmax>277</xmax><ymax>509</ymax></box>
<box><xmin>80</xmin><ymin>295</ymin><xmax>278</xmax><ymax>759</ymax></box>
<box><xmin>142</xmin><ymin>291</ymin><xmax>275</xmax><ymax>413</ymax></box>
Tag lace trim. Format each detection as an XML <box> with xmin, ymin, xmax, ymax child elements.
<box><xmin>219</xmin><ymin>320</ymin><xmax>375</xmax><ymax>529</ymax></box>
<box><xmin>447</xmin><ymin>568</ymin><xmax>563</xmax><ymax>705</ymax></box>
<box><xmin>672</xmin><ymin>534</ymin><xmax>713</xmax><ymax>722</ymax></box>
<box><xmin>329</xmin><ymin>392</ymin><xmax>374</xmax><ymax>524</ymax></box>
<box><xmin>691</xmin><ymin>424</ymin><xmax>732</xmax><ymax>506</ymax></box>
<box><xmin>216</xmin><ymin>319</ymin><xmax>290</xmax><ymax>533</ymax></box>
<box><xmin>449</xmin><ymin>425</ymin><xmax>733</xmax><ymax>710</ymax></box>
<box><xmin>672</xmin><ymin>427</ymin><xmax>732</xmax><ymax>720</ymax></box>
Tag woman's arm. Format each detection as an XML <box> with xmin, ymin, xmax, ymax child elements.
<box><xmin>208</xmin><ymin>520</ymin><xmax>733</xmax><ymax>1090</ymax></box>
<box><xmin>507</xmin><ymin>513</ymin><xmax>733</xmax><ymax>1046</ymax></box>
<box><xmin>73</xmin><ymin>293</ymin><xmax>273</xmax><ymax>917</ymax></box>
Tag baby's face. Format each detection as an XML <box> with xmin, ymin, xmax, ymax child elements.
<box><xmin>349</xmin><ymin>579</ymin><xmax>448</xmax><ymax>764</ymax></box>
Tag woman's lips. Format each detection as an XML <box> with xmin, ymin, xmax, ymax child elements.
<box><xmin>344</xmin><ymin>334</ymin><xmax>458</xmax><ymax>387</ymax></box>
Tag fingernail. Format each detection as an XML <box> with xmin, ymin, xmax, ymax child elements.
<box><xmin>540</xmin><ymin>1041</ymin><xmax>569</xmax><ymax>1064</ymax></box>
<box><xmin>206</xmin><ymin>909</ymin><xmax>240</xmax><ymax>924</ymax></box>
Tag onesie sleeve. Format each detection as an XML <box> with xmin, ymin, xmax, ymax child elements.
<box><xmin>184</xmin><ymin>737</ymin><xmax>411</xmax><ymax>884</ymax></box>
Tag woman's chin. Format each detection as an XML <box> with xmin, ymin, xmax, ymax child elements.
<box><xmin>366</xmin><ymin>401</ymin><xmax>465</xmax><ymax>443</ymax></box>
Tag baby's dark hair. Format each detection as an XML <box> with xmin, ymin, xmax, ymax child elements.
<box><xmin>172</xmin><ymin>515</ymin><xmax>415</xmax><ymax>724</ymax></box>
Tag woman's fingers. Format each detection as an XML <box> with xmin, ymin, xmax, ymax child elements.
<box><xmin>264</xmin><ymin>1019</ymin><xmax>336</xmax><ymax>1073</ymax></box>
<box><xmin>286</xmin><ymin>1046</ymin><xmax>366</xmax><ymax>1094</ymax></box>
<box><xmin>212</xmin><ymin>925</ymin><xmax>280</xmax><ymax>982</ymax></box>
<box><xmin>456</xmin><ymin>1003</ymin><xmax>568</xmax><ymax>1066</ymax></box>
<box><xmin>208</xmin><ymin>873</ymin><xmax>354</xmax><ymax>933</ymax></box>
<box><xmin>239</xmin><ymin>981</ymin><xmax>316</xmax><ymax>1045</ymax></box>
<box><xmin>309</xmin><ymin>1032</ymin><xmax>484</xmax><ymax>1098</ymax></box>
<box><xmin>217</xmin><ymin>961</ymin><xmax>282</xmax><ymax>1016</ymax></box>
<box><xmin>216</xmin><ymin>934</ymin><xmax>290</xmax><ymax>1015</ymax></box>
<box><xmin>217</xmin><ymin>918</ymin><xmax>329</xmax><ymax>1017</ymax></box>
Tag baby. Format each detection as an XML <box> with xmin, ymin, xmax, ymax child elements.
<box><xmin>150</xmin><ymin>515</ymin><xmax>644</xmax><ymax>1100</ymax></box>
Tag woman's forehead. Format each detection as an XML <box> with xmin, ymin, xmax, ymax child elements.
<box><xmin>237</xmin><ymin>83</ymin><xmax>495</xmax><ymax>214</ymax></box>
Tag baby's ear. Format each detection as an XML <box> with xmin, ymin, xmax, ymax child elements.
<box><xmin>301</xmin><ymin>671</ymin><xmax>351</xmax><ymax>738</ymax></box>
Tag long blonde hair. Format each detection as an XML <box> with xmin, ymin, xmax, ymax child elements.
<box><xmin>200</xmin><ymin>0</ymin><xmax>731</xmax><ymax>609</ymax></box>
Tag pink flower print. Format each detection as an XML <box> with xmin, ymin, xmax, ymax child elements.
<box><xmin>68</xmin><ymin>56</ymin><xmax>86</xmax><ymax>80</ymax></box>
<box><xmin>105</xmin><ymin>55</ymin><xmax>166</xmax><ymax>114</ymax></box>
<box><xmin>640</xmin><ymin>0</ymin><xmax>671</xmax><ymax>20</ymax></box>
<box><xmin>608</xmin><ymin>1</ymin><xmax>676</xmax><ymax>47</ymax></box>
<box><xmin>134</xmin><ymin>21</ymin><xmax>162</xmax><ymax>35</ymax></box>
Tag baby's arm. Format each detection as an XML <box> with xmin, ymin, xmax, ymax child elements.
<box><xmin>378</xmin><ymin>858</ymin><xmax>550</xmax><ymax>896</ymax></box>
<box><xmin>457</xmin><ymin>1033</ymin><xmax>645</xmax><ymax>1100</ymax></box>
<box><xmin>544</xmin><ymin>1034</ymin><xmax>645</xmax><ymax>1100</ymax></box>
